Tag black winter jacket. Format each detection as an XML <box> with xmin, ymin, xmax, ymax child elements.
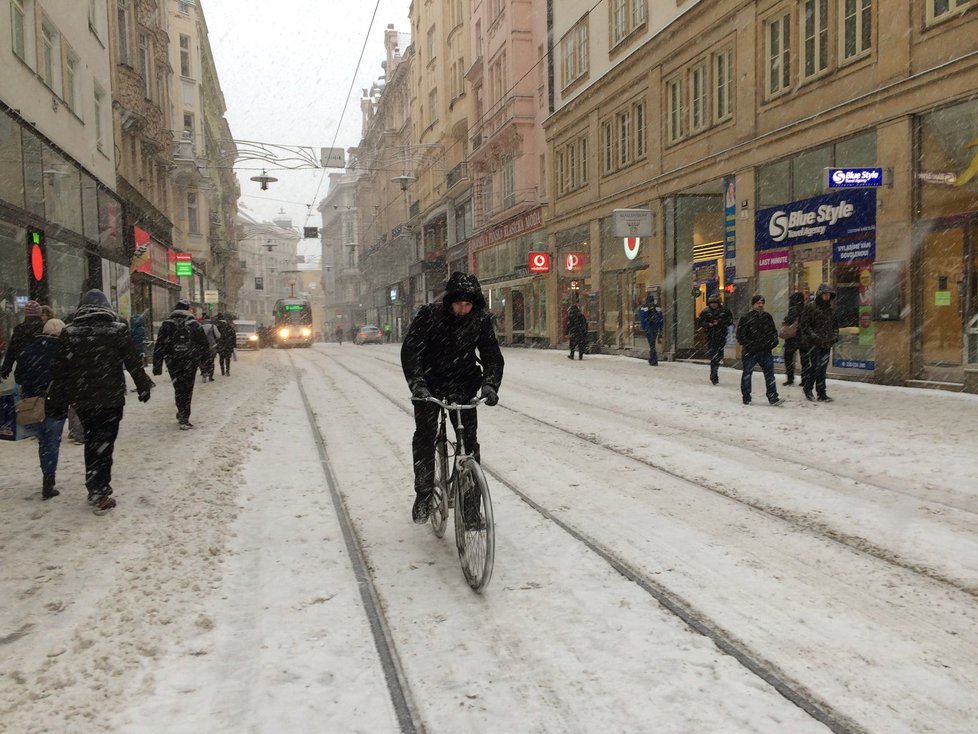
<box><xmin>568</xmin><ymin>306</ymin><xmax>588</xmax><ymax>342</ymax></box>
<box><xmin>736</xmin><ymin>309</ymin><xmax>779</xmax><ymax>354</ymax></box>
<box><xmin>698</xmin><ymin>305</ymin><xmax>733</xmax><ymax>343</ymax></box>
<box><xmin>401</xmin><ymin>303</ymin><xmax>504</xmax><ymax>399</ymax></box>
<box><xmin>14</xmin><ymin>334</ymin><xmax>59</xmax><ymax>397</ymax></box>
<box><xmin>47</xmin><ymin>305</ymin><xmax>153</xmax><ymax>418</ymax></box>
<box><xmin>799</xmin><ymin>300</ymin><xmax>839</xmax><ymax>350</ymax></box>
<box><xmin>153</xmin><ymin>310</ymin><xmax>209</xmax><ymax>373</ymax></box>
<box><xmin>0</xmin><ymin>316</ymin><xmax>43</xmax><ymax>380</ymax></box>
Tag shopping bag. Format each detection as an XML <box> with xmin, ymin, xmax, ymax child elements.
<box><xmin>16</xmin><ymin>395</ymin><xmax>45</xmax><ymax>425</ymax></box>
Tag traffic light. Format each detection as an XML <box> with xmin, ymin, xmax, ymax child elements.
<box><xmin>724</xmin><ymin>282</ymin><xmax>735</xmax><ymax>294</ymax></box>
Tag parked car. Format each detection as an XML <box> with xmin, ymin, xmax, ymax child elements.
<box><xmin>354</xmin><ymin>325</ymin><xmax>384</xmax><ymax>345</ymax></box>
<box><xmin>235</xmin><ymin>320</ymin><xmax>260</xmax><ymax>349</ymax></box>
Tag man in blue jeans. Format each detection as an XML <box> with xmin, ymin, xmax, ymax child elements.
<box><xmin>735</xmin><ymin>295</ymin><xmax>783</xmax><ymax>406</ymax></box>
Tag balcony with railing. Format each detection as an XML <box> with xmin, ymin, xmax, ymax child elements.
<box><xmin>446</xmin><ymin>161</ymin><xmax>469</xmax><ymax>191</ymax></box>
<box><xmin>469</xmin><ymin>95</ymin><xmax>535</xmax><ymax>161</ymax></box>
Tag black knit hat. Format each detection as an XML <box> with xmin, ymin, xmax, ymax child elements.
<box><xmin>175</xmin><ymin>299</ymin><xmax>191</xmax><ymax>311</ymax></box>
<box><xmin>751</xmin><ymin>294</ymin><xmax>765</xmax><ymax>305</ymax></box>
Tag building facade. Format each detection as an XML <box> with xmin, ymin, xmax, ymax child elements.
<box><xmin>1</xmin><ymin>0</ymin><xmax>126</xmax><ymax>343</ymax></box>
<box><xmin>235</xmin><ymin>209</ymin><xmax>300</xmax><ymax>324</ymax></box>
<box><xmin>546</xmin><ymin>0</ymin><xmax>978</xmax><ymax>388</ymax></box>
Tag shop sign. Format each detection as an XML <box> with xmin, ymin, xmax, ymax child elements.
<box><xmin>826</xmin><ymin>167</ymin><xmax>884</xmax><ymax>189</ymax></box>
<box><xmin>757</xmin><ymin>249</ymin><xmax>790</xmax><ymax>271</ymax></box>
<box><xmin>528</xmin><ymin>252</ymin><xmax>551</xmax><ymax>273</ymax></box>
<box><xmin>612</xmin><ymin>209</ymin><xmax>653</xmax><ymax>238</ymax></box>
<box><xmin>723</xmin><ymin>177</ymin><xmax>736</xmax><ymax>262</ymax></box>
<box><xmin>564</xmin><ymin>252</ymin><xmax>584</xmax><ymax>272</ymax></box>
<box><xmin>466</xmin><ymin>207</ymin><xmax>544</xmax><ymax>250</ymax></box>
<box><xmin>623</xmin><ymin>237</ymin><xmax>640</xmax><ymax>260</ymax></box>
<box><xmin>755</xmin><ymin>190</ymin><xmax>876</xmax><ymax>250</ymax></box>
<box><xmin>204</xmin><ymin>290</ymin><xmax>220</xmax><ymax>304</ymax></box>
<box><xmin>832</xmin><ymin>239</ymin><xmax>876</xmax><ymax>262</ymax></box>
<box><xmin>834</xmin><ymin>359</ymin><xmax>875</xmax><ymax>370</ymax></box>
<box><xmin>175</xmin><ymin>253</ymin><xmax>193</xmax><ymax>277</ymax></box>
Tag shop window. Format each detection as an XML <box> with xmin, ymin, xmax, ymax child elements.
<box><xmin>765</xmin><ymin>10</ymin><xmax>792</xmax><ymax>98</ymax></box>
<box><xmin>840</xmin><ymin>0</ymin><xmax>872</xmax><ymax>62</ymax></box>
<box><xmin>0</xmin><ymin>113</ymin><xmax>25</xmax><ymax>208</ymax></box>
<box><xmin>42</xmin><ymin>145</ymin><xmax>82</xmax><ymax>235</ymax></box>
<box><xmin>792</xmin><ymin>144</ymin><xmax>832</xmax><ymax>199</ymax></box>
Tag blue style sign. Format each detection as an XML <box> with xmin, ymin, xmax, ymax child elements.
<box><xmin>755</xmin><ymin>190</ymin><xmax>876</xmax><ymax>250</ymax></box>
<box><xmin>826</xmin><ymin>168</ymin><xmax>884</xmax><ymax>188</ymax></box>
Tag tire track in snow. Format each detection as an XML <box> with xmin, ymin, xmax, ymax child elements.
<box><xmin>355</xmin><ymin>351</ymin><xmax>978</xmax><ymax>599</ymax></box>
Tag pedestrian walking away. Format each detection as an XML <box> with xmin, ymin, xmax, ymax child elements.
<box><xmin>47</xmin><ymin>290</ymin><xmax>153</xmax><ymax>513</ymax></box>
<box><xmin>567</xmin><ymin>303</ymin><xmax>588</xmax><ymax>360</ymax></box>
<box><xmin>639</xmin><ymin>294</ymin><xmax>665</xmax><ymax>365</ymax></box>
<box><xmin>799</xmin><ymin>283</ymin><xmax>839</xmax><ymax>402</ymax></box>
<box><xmin>214</xmin><ymin>312</ymin><xmax>236</xmax><ymax>376</ymax></box>
<box><xmin>698</xmin><ymin>293</ymin><xmax>733</xmax><ymax>384</ymax></box>
<box><xmin>200</xmin><ymin>315</ymin><xmax>221</xmax><ymax>381</ymax></box>
<box><xmin>736</xmin><ymin>295</ymin><xmax>783</xmax><ymax>406</ymax></box>
<box><xmin>14</xmin><ymin>318</ymin><xmax>68</xmax><ymax>499</ymax></box>
<box><xmin>153</xmin><ymin>300</ymin><xmax>209</xmax><ymax>429</ymax></box>
<box><xmin>130</xmin><ymin>310</ymin><xmax>148</xmax><ymax>367</ymax></box>
<box><xmin>334</xmin><ymin>324</ymin><xmax>344</xmax><ymax>345</ymax></box>
<box><xmin>401</xmin><ymin>272</ymin><xmax>504</xmax><ymax>524</ymax></box>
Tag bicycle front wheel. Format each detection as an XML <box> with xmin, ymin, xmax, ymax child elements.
<box><xmin>453</xmin><ymin>458</ymin><xmax>495</xmax><ymax>592</ymax></box>
<box><xmin>430</xmin><ymin>425</ymin><xmax>449</xmax><ymax>538</ymax></box>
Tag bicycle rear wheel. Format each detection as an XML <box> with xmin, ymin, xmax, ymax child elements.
<box><xmin>429</xmin><ymin>423</ymin><xmax>449</xmax><ymax>538</ymax></box>
<box><xmin>454</xmin><ymin>458</ymin><xmax>494</xmax><ymax>592</ymax></box>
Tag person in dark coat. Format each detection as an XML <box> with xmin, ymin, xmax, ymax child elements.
<box><xmin>736</xmin><ymin>294</ymin><xmax>783</xmax><ymax>406</ymax></box>
<box><xmin>781</xmin><ymin>291</ymin><xmax>807</xmax><ymax>386</ymax></box>
<box><xmin>698</xmin><ymin>293</ymin><xmax>733</xmax><ymax>384</ymax></box>
<box><xmin>567</xmin><ymin>303</ymin><xmax>588</xmax><ymax>360</ymax></box>
<box><xmin>15</xmin><ymin>318</ymin><xmax>68</xmax><ymax>499</ymax></box>
<box><xmin>47</xmin><ymin>290</ymin><xmax>153</xmax><ymax>513</ymax></box>
<box><xmin>401</xmin><ymin>272</ymin><xmax>504</xmax><ymax>524</ymax></box>
<box><xmin>334</xmin><ymin>325</ymin><xmax>344</xmax><ymax>345</ymax></box>
<box><xmin>153</xmin><ymin>300</ymin><xmax>209</xmax><ymax>429</ymax></box>
<box><xmin>199</xmin><ymin>315</ymin><xmax>221</xmax><ymax>381</ymax></box>
<box><xmin>0</xmin><ymin>300</ymin><xmax>44</xmax><ymax>381</ymax></box>
<box><xmin>799</xmin><ymin>283</ymin><xmax>839</xmax><ymax>402</ymax></box>
<box><xmin>638</xmin><ymin>295</ymin><xmax>664</xmax><ymax>366</ymax></box>
<box><xmin>214</xmin><ymin>313</ymin><xmax>236</xmax><ymax>376</ymax></box>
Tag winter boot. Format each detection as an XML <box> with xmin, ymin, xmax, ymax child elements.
<box><xmin>42</xmin><ymin>474</ymin><xmax>60</xmax><ymax>500</ymax></box>
<box><xmin>412</xmin><ymin>490</ymin><xmax>432</xmax><ymax>524</ymax></box>
<box><xmin>91</xmin><ymin>491</ymin><xmax>116</xmax><ymax>515</ymax></box>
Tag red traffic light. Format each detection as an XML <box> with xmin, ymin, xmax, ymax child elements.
<box><xmin>724</xmin><ymin>283</ymin><xmax>735</xmax><ymax>293</ymax></box>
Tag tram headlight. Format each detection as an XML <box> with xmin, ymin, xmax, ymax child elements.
<box><xmin>301</xmin><ymin>327</ymin><xmax>312</xmax><ymax>337</ymax></box>
<box><xmin>279</xmin><ymin>328</ymin><xmax>290</xmax><ymax>339</ymax></box>
<box><xmin>248</xmin><ymin>333</ymin><xmax>258</xmax><ymax>342</ymax></box>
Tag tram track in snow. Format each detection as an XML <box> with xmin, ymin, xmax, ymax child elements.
<box><xmin>303</xmin><ymin>347</ymin><xmax>870</xmax><ymax>734</ymax></box>
<box><xmin>286</xmin><ymin>351</ymin><xmax>425</xmax><ymax>734</ymax></box>
<box><xmin>350</xmin><ymin>349</ymin><xmax>978</xmax><ymax>599</ymax></box>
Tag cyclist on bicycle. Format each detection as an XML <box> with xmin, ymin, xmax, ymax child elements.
<box><xmin>401</xmin><ymin>272</ymin><xmax>504</xmax><ymax>524</ymax></box>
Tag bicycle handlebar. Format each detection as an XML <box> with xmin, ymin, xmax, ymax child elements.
<box><xmin>411</xmin><ymin>395</ymin><xmax>486</xmax><ymax>409</ymax></box>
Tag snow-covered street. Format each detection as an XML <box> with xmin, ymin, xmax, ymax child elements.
<box><xmin>2</xmin><ymin>344</ymin><xmax>977</xmax><ymax>733</ymax></box>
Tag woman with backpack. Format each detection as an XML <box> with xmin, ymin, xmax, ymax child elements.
<box><xmin>15</xmin><ymin>318</ymin><xmax>68</xmax><ymax>499</ymax></box>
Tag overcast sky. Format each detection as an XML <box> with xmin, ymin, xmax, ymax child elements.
<box><xmin>202</xmin><ymin>0</ymin><xmax>411</xmax><ymax>259</ymax></box>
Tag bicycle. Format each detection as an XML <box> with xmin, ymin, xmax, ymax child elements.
<box><xmin>415</xmin><ymin>396</ymin><xmax>495</xmax><ymax>592</ymax></box>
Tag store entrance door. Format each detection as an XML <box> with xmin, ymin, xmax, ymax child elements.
<box><xmin>920</xmin><ymin>224</ymin><xmax>969</xmax><ymax>380</ymax></box>
<box><xmin>511</xmin><ymin>289</ymin><xmax>525</xmax><ymax>345</ymax></box>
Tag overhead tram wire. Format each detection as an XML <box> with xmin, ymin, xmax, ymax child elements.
<box><xmin>301</xmin><ymin>0</ymin><xmax>384</xmax><ymax>230</ymax></box>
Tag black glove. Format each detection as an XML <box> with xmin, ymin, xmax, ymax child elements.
<box><xmin>481</xmin><ymin>385</ymin><xmax>499</xmax><ymax>406</ymax></box>
<box><xmin>137</xmin><ymin>389</ymin><xmax>151</xmax><ymax>403</ymax></box>
<box><xmin>152</xmin><ymin>366</ymin><xmax>162</xmax><ymax>376</ymax></box>
<box><xmin>411</xmin><ymin>384</ymin><xmax>432</xmax><ymax>401</ymax></box>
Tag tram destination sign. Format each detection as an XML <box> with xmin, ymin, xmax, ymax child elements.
<box><xmin>825</xmin><ymin>167</ymin><xmax>884</xmax><ymax>189</ymax></box>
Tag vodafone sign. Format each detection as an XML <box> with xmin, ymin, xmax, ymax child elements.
<box><xmin>528</xmin><ymin>252</ymin><xmax>551</xmax><ymax>273</ymax></box>
<box><xmin>623</xmin><ymin>237</ymin><xmax>640</xmax><ymax>260</ymax></box>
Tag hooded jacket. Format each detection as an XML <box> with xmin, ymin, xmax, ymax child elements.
<box><xmin>698</xmin><ymin>300</ymin><xmax>733</xmax><ymax>343</ymax></box>
<box><xmin>47</xmin><ymin>290</ymin><xmax>153</xmax><ymax>417</ymax></box>
<box><xmin>568</xmin><ymin>305</ymin><xmax>588</xmax><ymax>341</ymax></box>
<box><xmin>401</xmin><ymin>272</ymin><xmax>504</xmax><ymax>398</ymax></box>
<box><xmin>153</xmin><ymin>308</ymin><xmax>209</xmax><ymax>372</ymax></box>
<box><xmin>799</xmin><ymin>283</ymin><xmax>839</xmax><ymax>350</ymax></box>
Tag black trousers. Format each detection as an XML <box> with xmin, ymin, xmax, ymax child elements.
<box><xmin>170</xmin><ymin>365</ymin><xmax>197</xmax><ymax>423</ymax></box>
<box><xmin>569</xmin><ymin>336</ymin><xmax>587</xmax><ymax>359</ymax></box>
<box><xmin>783</xmin><ymin>339</ymin><xmax>810</xmax><ymax>382</ymax></box>
<box><xmin>802</xmin><ymin>347</ymin><xmax>830</xmax><ymax>397</ymax></box>
<box><xmin>75</xmin><ymin>404</ymin><xmax>124</xmax><ymax>494</ymax></box>
<box><xmin>412</xmin><ymin>399</ymin><xmax>479</xmax><ymax>494</ymax></box>
<box><xmin>707</xmin><ymin>336</ymin><xmax>725</xmax><ymax>380</ymax></box>
<box><xmin>201</xmin><ymin>349</ymin><xmax>216</xmax><ymax>377</ymax></box>
<box><xmin>219</xmin><ymin>351</ymin><xmax>232</xmax><ymax>375</ymax></box>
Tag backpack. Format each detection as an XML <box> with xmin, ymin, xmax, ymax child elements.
<box><xmin>171</xmin><ymin>319</ymin><xmax>194</xmax><ymax>355</ymax></box>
